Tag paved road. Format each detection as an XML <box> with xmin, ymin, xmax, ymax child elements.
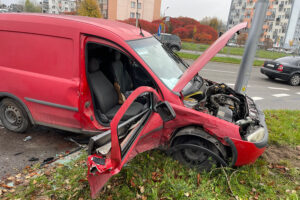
<box><xmin>181</xmin><ymin>49</ymin><xmax>272</xmax><ymax>61</ymax></box>
<box><xmin>0</xmin><ymin>124</ymin><xmax>87</xmax><ymax>180</ymax></box>
<box><xmin>185</xmin><ymin>60</ymin><xmax>300</xmax><ymax>110</ymax></box>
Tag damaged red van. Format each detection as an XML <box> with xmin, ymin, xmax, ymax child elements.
<box><xmin>0</xmin><ymin>14</ymin><xmax>268</xmax><ymax>198</ymax></box>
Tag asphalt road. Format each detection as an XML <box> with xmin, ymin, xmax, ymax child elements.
<box><xmin>186</xmin><ymin>60</ymin><xmax>300</xmax><ymax>110</ymax></box>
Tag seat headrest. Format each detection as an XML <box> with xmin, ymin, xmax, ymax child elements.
<box><xmin>88</xmin><ymin>58</ymin><xmax>100</xmax><ymax>73</ymax></box>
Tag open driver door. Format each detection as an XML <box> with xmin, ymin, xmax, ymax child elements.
<box><xmin>87</xmin><ymin>86</ymin><xmax>176</xmax><ymax>198</ymax></box>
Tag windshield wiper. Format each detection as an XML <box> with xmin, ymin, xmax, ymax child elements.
<box><xmin>162</xmin><ymin>44</ymin><xmax>189</xmax><ymax>68</ymax></box>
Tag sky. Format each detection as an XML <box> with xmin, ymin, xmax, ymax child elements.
<box><xmin>161</xmin><ymin>0</ymin><xmax>232</xmax><ymax>22</ymax></box>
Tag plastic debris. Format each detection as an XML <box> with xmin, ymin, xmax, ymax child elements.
<box><xmin>23</xmin><ymin>136</ymin><xmax>32</xmax><ymax>142</ymax></box>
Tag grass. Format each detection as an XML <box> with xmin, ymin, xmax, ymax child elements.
<box><xmin>182</xmin><ymin>42</ymin><xmax>289</xmax><ymax>60</ymax></box>
<box><xmin>177</xmin><ymin>52</ymin><xmax>264</xmax><ymax>66</ymax></box>
<box><xmin>265</xmin><ymin>110</ymin><xmax>300</xmax><ymax>146</ymax></box>
<box><xmin>2</xmin><ymin>110</ymin><xmax>300</xmax><ymax>199</ymax></box>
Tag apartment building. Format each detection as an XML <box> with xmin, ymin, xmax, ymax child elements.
<box><xmin>227</xmin><ymin>0</ymin><xmax>296</xmax><ymax>47</ymax></box>
<box><xmin>292</xmin><ymin>12</ymin><xmax>300</xmax><ymax>49</ymax></box>
<box><xmin>107</xmin><ymin>0</ymin><xmax>161</xmax><ymax>21</ymax></box>
<box><xmin>42</xmin><ymin>0</ymin><xmax>160</xmax><ymax>22</ymax></box>
<box><xmin>42</xmin><ymin>0</ymin><xmax>77</xmax><ymax>14</ymax></box>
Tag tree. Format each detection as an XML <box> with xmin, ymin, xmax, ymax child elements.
<box><xmin>263</xmin><ymin>38</ymin><xmax>273</xmax><ymax>49</ymax></box>
<box><xmin>77</xmin><ymin>0</ymin><xmax>102</xmax><ymax>18</ymax></box>
<box><xmin>237</xmin><ymin>33</ymin><xmax>248</xmax><ymax>46</ymax></box>
<box><xmin>200</xmin><ymin>17</ymin><xmax>224</xmax><ymax>32</ymax></box>
<box><xmin>24</xmin><ymin>0</ymin><xmax>41</xmax><ymax>13</ymax></box>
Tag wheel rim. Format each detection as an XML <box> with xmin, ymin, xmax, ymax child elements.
<box><xmin>291</xmin><ymin>75</ymin><xmax>300</xmax><ymax>85</ymax></box>
<box><xmin>4</xmin><ymin>105</ymin><xmax>23</xmax><ymax>127</ymax></box>
<box><xmin>181</xmin><ymin>148</ymin><xmax>208</xmax><ymax>165</ymax></box>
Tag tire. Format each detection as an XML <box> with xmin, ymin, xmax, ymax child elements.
<box><xmin>267</xmin><ymin>75</ymin><xmax>275</xmax><ymax>80</ymax></box>
<box><xmin>170</xmin><ymin>46</ymin><xmax>180</xmax><ymax>52</ymax></box>
<box><xmin>172</xmin><ymin>137</ymin><xmax>221</xmax><ymax>172</ymax></box>
<box><xmin>289</xmin><ymin>74</ymin><xmax>300</xmax><ymax>86</ymax></box>
<box><xmin>0</xmin><ymin>98</ymin><xmax>30</xmax><ymax>133</ymax></box>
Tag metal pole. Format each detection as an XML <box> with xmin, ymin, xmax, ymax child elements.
<box><xmin>136</xmin><ymin>0</ymin><xmax>138</xmax><ymax>27</ymax></box>
<box><xmin>234</xmin><ymin>0</ymin><xmax>268</xmax><ymax>94</ymax></box>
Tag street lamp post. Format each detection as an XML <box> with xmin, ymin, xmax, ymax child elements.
<box><xmin>135</xmin><ymin>0</ymin><xmax>139</xmax><ymax>27</ymax></box>
<box><xmin>163</xmin><ymin>6</ymin><xmax>169</xmax><ymax>32</ymax></box>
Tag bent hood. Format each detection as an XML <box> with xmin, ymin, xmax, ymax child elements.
<box><xmin>173</xmin><ymin>22</ymin><xmax>247</xmax><ymax>93</ymax></box>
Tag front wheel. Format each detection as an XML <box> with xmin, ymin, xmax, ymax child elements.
<box><xmin>0</xmin><ymin>98</ymin><xmax>30</xmax><ymax>133</ymax></box>
<box><xmin>289</xmin><ymin>74</ymin><xmax>300</xmax><ymax>86</ymax></box>
<box><xmin>172</xmin><ymin>138</ymin><xmax>223</xmax><ymax>172</ymax></box>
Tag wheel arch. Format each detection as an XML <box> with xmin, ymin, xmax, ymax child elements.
<box><xmin>0</xmin><ymin>92</ymin><xmax>35</xmax><ymax>125</ymax></box>
<box><xmin>169</xmin><ymin>126</ymin><xmax>228</xmax><ymax>159</ymax></box>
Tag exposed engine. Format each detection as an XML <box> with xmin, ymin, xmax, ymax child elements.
<box><xmin>183</xmin><ymin>80</ymin><xmax>262</xmax><ymax>139</ymax></box>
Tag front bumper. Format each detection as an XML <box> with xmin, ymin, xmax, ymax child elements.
<box><xmin>227</xmin><ymin>96</ymin><xmax>268</xmax><ymax>166</ymax></box>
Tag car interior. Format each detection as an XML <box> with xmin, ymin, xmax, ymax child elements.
<box><xmin>86</xmin><ymin>42</ymin><xmax>155</xmax><ymax>126</ymax></box>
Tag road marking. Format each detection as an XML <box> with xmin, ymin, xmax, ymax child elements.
<box><xmin>296</xmin><ymin>92</ymin><xmax>300</xmax><ymax>95</ymax></box>
<box><xmin>268</xmin><ymin>87</ymin><xmax>290</xmax><ymax>91</ymax></box>
<box><xmin>202</xmin><ymin>69</ymin><xmax>236</xmax><ymax>74</ymax></box>
<box><xmin>226</xmin><ymin>83</ymin><xmax>235</xmax><ymax>86</ymax></box>
<box><xmin>272</xmin><ymin>93</ymin><xmax>290</xmax><ymax>97</ymax></box>
<box><xmin>252</xmin><ymin>97</ymin><xmax>264</xmax><ymax>101</ymax></box>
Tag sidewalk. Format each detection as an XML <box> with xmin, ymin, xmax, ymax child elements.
<box><xmin>180</xmin><ymin>49</ymin><xmax>272</xmax><ymax>61</ymax></box>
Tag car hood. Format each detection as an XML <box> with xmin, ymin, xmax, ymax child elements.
<box><xmin>173</xmin><ymin>22</ymin><xmax>247</xmax><ymax>93</ymax></box>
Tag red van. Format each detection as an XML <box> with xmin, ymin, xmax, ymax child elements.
<box><xmin>0</xmin><ymin>14</ymin><xmax>268</xmax><ymax>197</ymax></box>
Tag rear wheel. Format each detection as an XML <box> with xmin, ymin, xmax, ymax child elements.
<box><xmin>172</xmin><ymin>138</ymin><xmax>222</xmax><ymax>172</ymax></box>
<box><xmin>170</xmin><ymin>46</ymin><xmax>180</xmax><ymax>52</ymax></box>
<box><xmin>0</xmin><ymin>98</ymin><xmax>30</xmax><ymax>133</ymax></box>
<box><xmin>289</xmin><ymin>74</ymin><xmax>300</xmax><ymax>86</ymax></box>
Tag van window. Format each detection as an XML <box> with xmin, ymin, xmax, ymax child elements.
<box><xmin>0</xmin><ymin>31</ymin><xmax>74</xmax><ymax>78</ymax></box>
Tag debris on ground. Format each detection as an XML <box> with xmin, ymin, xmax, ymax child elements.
<box><xmin>23</xmin><ymin>136</ymin><xmax>32</xmax><ymax>142</ymax></box>
<box><xmin>28</xmin><ymin>157</ymin><xmax>39</xmax><ymax>162</ymax></box>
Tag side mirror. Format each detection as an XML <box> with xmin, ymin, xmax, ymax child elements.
<box><xmin>154</xmin><ymin>101</ymin><xmax>176</xmax><ymax>122</ymax></box>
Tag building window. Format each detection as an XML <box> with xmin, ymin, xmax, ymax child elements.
<box><xmin>138</xmin><ymin>2</ymin><xmax>141</xmax><ymax>9</ymax></box>
<box><xmin>130</xmin><ymin>12</ymin><xmax>135</xmax><ymax>18</ymax></box>
<box><xmin>131</xmin><ymin>1</ymin><xmax>135</xmax><ymax>8</ymax></box>
<box><xmin>52</xmin><ymin>5</ymin><xmax>55</xmax><ymax>9</ymax></box>
<box><xmin>137</xmin><ymin>13</ymin><xmax>140</xmax><ymax>18</ymax></box>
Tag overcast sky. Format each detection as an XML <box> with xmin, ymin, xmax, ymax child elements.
<box><xmin>2</xmin><ymin>0</ymin><xmax>233</xmax><ymax>21</ymax></box>
<box><xmin>161</xmin><ymin>0</ymin><xmax>232</xmax><ymax>22</ymax></box>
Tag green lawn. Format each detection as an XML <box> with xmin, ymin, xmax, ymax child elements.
<box><xmin>2</xmin><ymin>110</ymin><xmax>300</xmax><ymax>200</ymax></box>
<box><xmin>177</xmin><ymin>52</ymin><xmax>264</xmax><ymax>66</ymax></box>
<box><xmin>182</xmin><ymin>42</ymin><xmax>289</xmax><ymax>60</ymax></box>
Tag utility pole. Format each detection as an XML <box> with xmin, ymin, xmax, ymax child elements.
<box><xmin>234</xmin><ymin>0</ymin><xmax>268</xmax><ymax>94</ymax></box>
<box><xmin>135</xmin><ymin>0</ymin><xmax>139</xmax><ymax>27</ymax></box>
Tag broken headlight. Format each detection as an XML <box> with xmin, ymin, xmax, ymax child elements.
<box><xmin>247</xmin><ymin>127</ymin><xmax>265</xmax><ymax>143</ymax></box>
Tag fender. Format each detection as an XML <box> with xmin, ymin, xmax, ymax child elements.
<box><xmin>289</xmin><ymin>71</ymin><xmax>300</xmax><ymax>78</ymax></box>
<box><xmin>170</xmin><ymin>126</ymin><xmax>227</xmax><ymax>159</ymax></box>
<box><xmin>0</xmin><ymin>92</ymin><xmax>35</xmax><ymax>124</ymax></box>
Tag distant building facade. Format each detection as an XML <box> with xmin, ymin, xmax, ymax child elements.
<box><xmin>227</xmin><ymin>0</ymin><xmax>296</xmax><ymax>47</ymax></box>
<box><xmin>292</xmin><ymin>12</ymin><xmax>300</xmax><ymax>49</ymax></box>
<box><xmin>41</xmin><ymin>0</ymin><xmax>161</xmax><ymax>22</ymax></box>
<box><xmin>42</xmin><ymin>0</ymin><xmax>77</xmax><ymax>14</ymax></box>
<box><xmin>106</xmin><ymin>0</ymin><xmax>161</xmax><ymax>21</ymax></box>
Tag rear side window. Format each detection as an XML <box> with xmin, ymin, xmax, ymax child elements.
<box><xmin>0</xmin><ymin>31</ymin><xmax>74</xmax><ymax>78</ymax></box>
<box><xmin>275</xmin><ymin>57</ymin><xmax>299</xmax><ymax>65</ymax></box>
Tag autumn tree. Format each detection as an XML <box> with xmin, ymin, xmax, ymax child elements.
<box><xmin>24</xmin><ymin>0</ymin><xmax>41</xmax><ymax>13</ymax></box>
<box><xmin>78</xmin><ymin>0</ymin><xmax>102</xmax><ymax>18</ymax></box>
<box><xmin>237</xmin><ymin>33</ymin><xmax>248</xmax><ymax>46</ymax></box>
<box><xmin>200</xmin><ymin>17</ymin><xmax>224</xmax><ymax>32</ymax></box>
<box><xmin>263</xmin><ymin>38</ymin><xmax>273</xmax><ymax>49</ymax></box>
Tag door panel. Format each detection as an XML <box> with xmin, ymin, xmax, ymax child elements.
<box><xmin>87</xmin><ymin>86</ymin><xmax>164</xmax><ymax>198</ymax></box>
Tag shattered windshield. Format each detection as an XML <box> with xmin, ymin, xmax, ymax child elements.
<box><xmin>128</xmin><ymin>37</ymin><xmax>186</xmax><ymax>90</ymax></box>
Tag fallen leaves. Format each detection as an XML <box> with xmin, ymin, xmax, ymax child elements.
<box><xmin>197</xmin><ymin>173</ymin><xmax>201</xmax><ymax>186</ymax></box>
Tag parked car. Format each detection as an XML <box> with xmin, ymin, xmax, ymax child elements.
<box><xmin>261</xmin><ymin>56</ymin><xmax>300</xmax><ymax>86</ymax></box>
<box><xmin>0</xmin><ymin>14</ymin><xmax>267</xmax><ymax>198</ymax></box>
<box><xmin>154</xmin><ymin>33</ymin><xmax>182</xmax><ymax>51</ymax></box>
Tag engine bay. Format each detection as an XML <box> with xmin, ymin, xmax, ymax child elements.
<box><xmin>183</xmin><ymin>79</ymin><xmax>262</xmax><ymax>140</ymax></box>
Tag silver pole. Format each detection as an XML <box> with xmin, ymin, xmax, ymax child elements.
<box><xmin>234</xmin><ymin>0</ymin><xmax>268</xmax><ymax>94</ymax></box>
<box><xmin>136</xmin><ymin>0</ymin><xmax>138</xmax><ymax>27</ymax></box>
